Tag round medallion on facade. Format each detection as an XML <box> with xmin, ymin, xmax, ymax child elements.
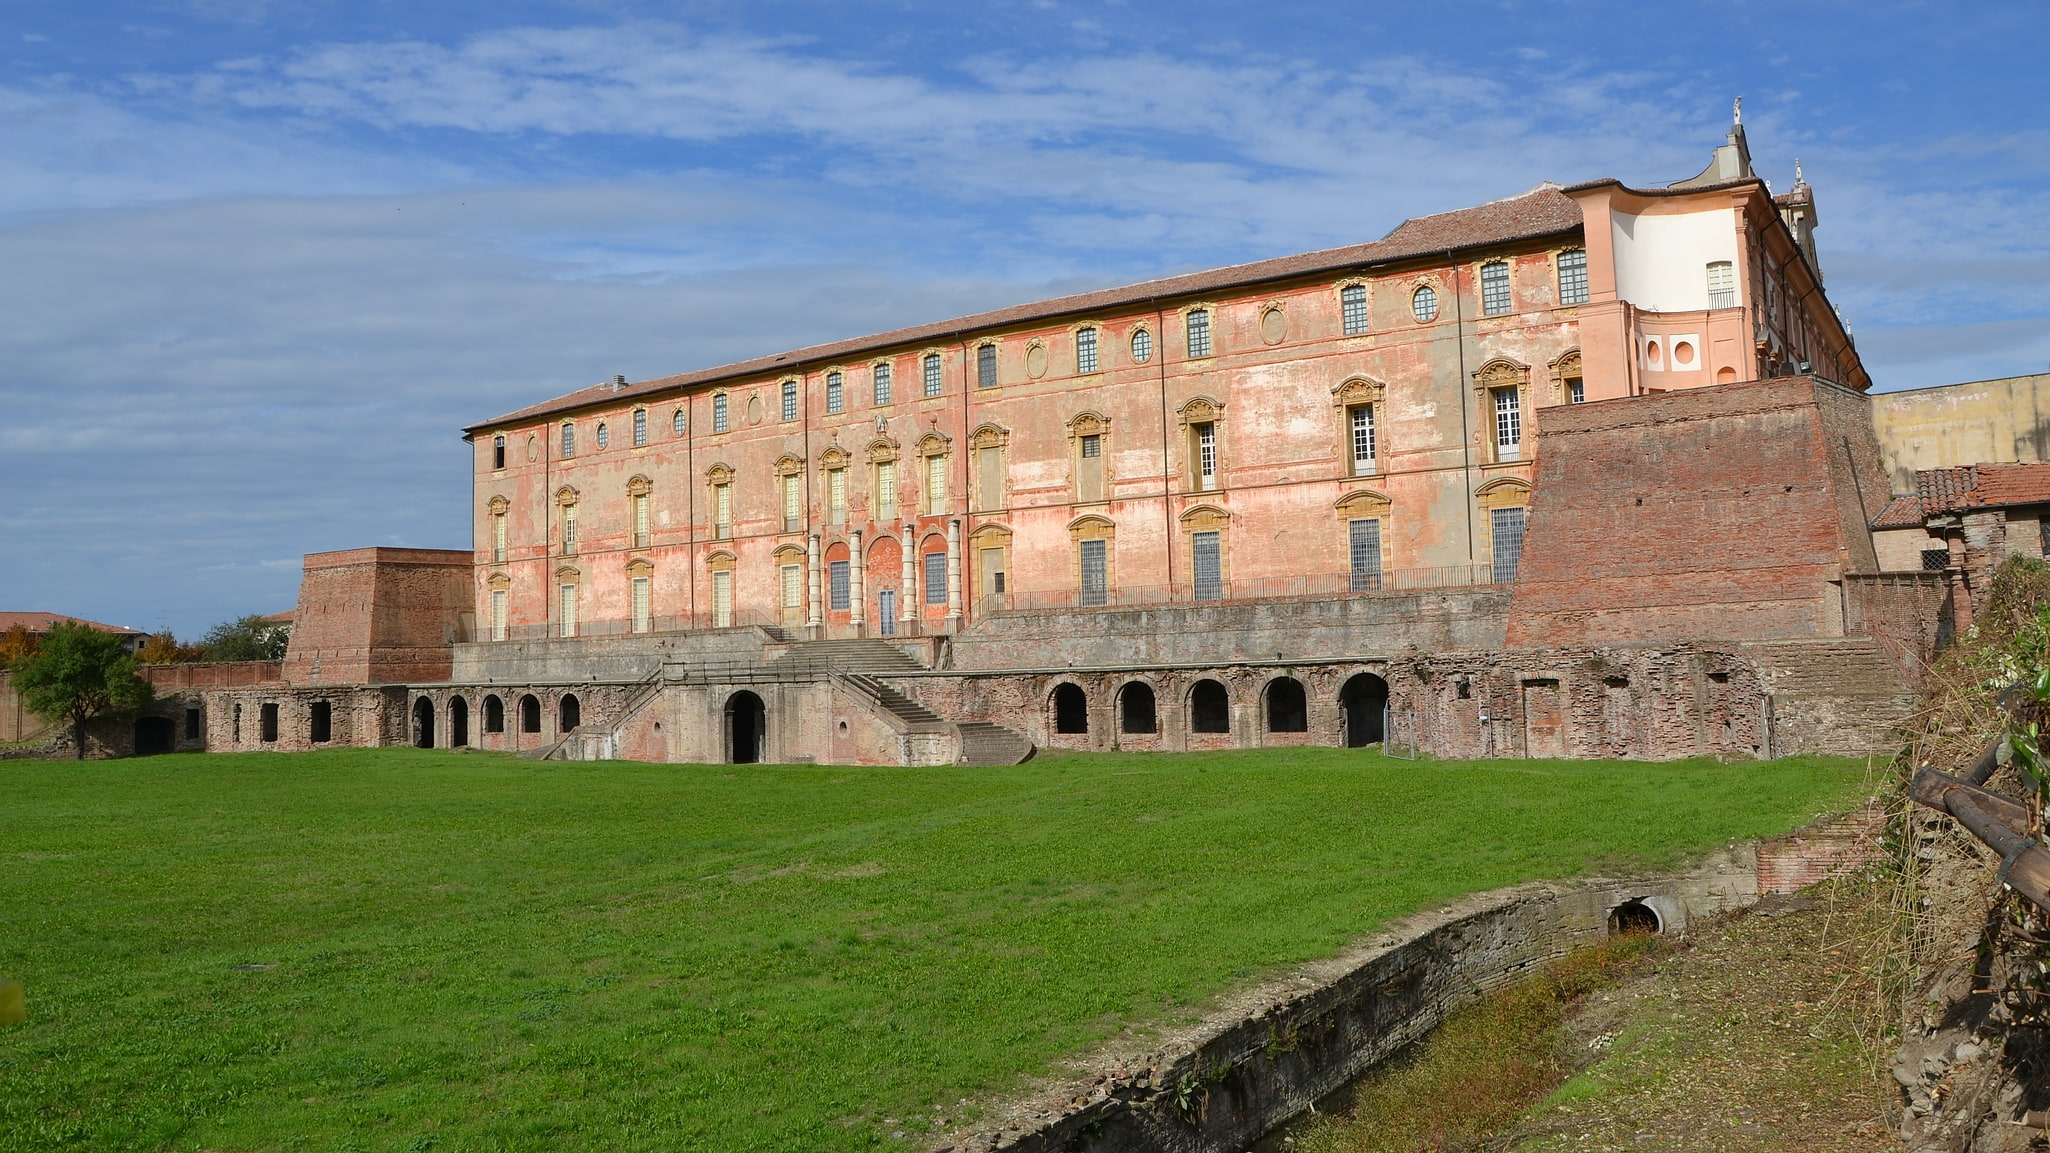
<box><xmin>1259</xmin><ymin>306</ymin><xmax>1287</xmax><ymax>345</ymax></box>
<box><xmin>526</xmin><ymin>435</ymin><xmax>538</xmax><ymax>462</ymax></box>
<box><xmin>747</xmin><ymin>393</ymin><xmax>764</xmax><ymax>425</ymax></box>
<box><xmin>1025</xmin><ymin>342</ymin><xmax>1048</xmax><ymax>379</ymax></box>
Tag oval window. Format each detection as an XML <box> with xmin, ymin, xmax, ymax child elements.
<box><xmin>1131</xmin><ymin>328</ymin><xmax>1153</xmax><ymax>363</ymax></box>
<box><xmin>596</xmin><ymin>422</ymin><xmax>609</xmax><ymax>449</ymax></box>
<box><xmin>1411</xmin><ymin>285</ymin><xmax>1439</xmax><ymax>323</ymax></box>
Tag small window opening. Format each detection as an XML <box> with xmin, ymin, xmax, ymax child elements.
<box><xmin>492</xmin><ymin>434</ymin><xmax>506</xmax><ymax>470</ymax></box>
<box><xmin>260</xmin><ymin>702</ymin><xmax>279</xmax><ymax>743</ymax></box>
<box><xmin>1053</xmin><ymin>683</ymin><xmax>1088</xmax><ymax>734</ymax></box>
<box><xmin>308</xmin><ymin>700</ymin><xmax>331</xmax><ymax>744</ymax></box>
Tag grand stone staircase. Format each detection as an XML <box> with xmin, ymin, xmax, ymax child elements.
<box><xmin>768</xmin><ymin>639</ymin><xmax>1035</xmax><ymax>765</ymax></box>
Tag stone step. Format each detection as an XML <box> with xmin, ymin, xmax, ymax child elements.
<box><xmin>841</xmin><ymin>673</ymin><xmax>946</xmax><ymax>726</ymax></box>
<box><xmin>956</xmin><ymin>721</ymin><xmax>1035</xmax><ymax>766</ymax></box>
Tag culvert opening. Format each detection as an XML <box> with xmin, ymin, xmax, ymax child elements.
<box><xmin>1608</xmin><ymin>900</ymin><xmax>1661</xmax><ymax>936</ymax></box>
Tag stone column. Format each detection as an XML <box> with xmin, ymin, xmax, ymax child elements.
<box><xmin>946</xmin><ymin>518</ymin><xmax>963</xmax><ymax>626</ymax></box>
<box><xmin>901</xmin><ymin>521</ymin><xmax>917</xmax><ymax>627</ymax></box>
<box><xmin>849</xmin><ymin>528</ymin><xmax>865</xmax><ymax>634</ymax></box>
<box><xmin>806</xmin><ymin>532</ymin><xmax>823</xmax><ymax>635</ymax></box>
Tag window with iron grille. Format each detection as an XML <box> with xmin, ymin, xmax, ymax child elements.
<box><xmin>631</xmin><ymin>576</ymin><xmax>651</xmax><ymax>634</ymax></box>
<box><xmin>1493</xmin><ymin>388</ymin><xmax>1521</xmax><ymax>458</ymax></box>
<box><xmin>829</xmin><ymin>560</ymin><xmax>850</xmax><ymax>611</ymax></box>
<box><xmin>713</xmin><ymin>483</ymin><xmax>731</xmax><ymax>539</ymax></box>
<box><xmin>673</xmin><ymin>409</ymin><xmax>686</xmax><ymax>436</ymax></box>
<box><xmin>1480</xmin><ymin>261</ymin><xmax>1511</xmax><ymax>316</ymax></box>
<box><xmin>1490</xmin><ymin>507</ymin><xmax>1526</xmax><ymax>584</ymax></box>
<box><xmin>1411</xmin><ymin>285</ymin><xmax>1439</xmax><ymax>323</ymax></box>
<box><xmin>1350</xmin><ymin>406</ymin><xmax>1375</xmax><ymax>474</ymax></box>
<box><xmin>873</xmin><ymin>363</ymin><xmax>892</xmax><ymax>405</ymax></box>
<box><xmin>492</xmin><ymin>434</ymin><xmax>506</xmax><ymax>469</ymax></box>
<box><xmin>1349</xmin><ymin>518</ymin><xmax>1383</xmax><ymax>591</ymax></box>
<box><xmin>1557</xmin><ymin>249</ymin><xmax>1589</xmax><ymax>305</ymax></box>
<box><xmin>633</xmin><ymin>409</ymin><xmax>647</xmax><ymax>447</ymax></box>
<box><xmin>1131</xmin><ymin>327</ymin><xmax>1152</xmax><ymax>363</ymax></box>
<box><xmin>712</xmin><ymin>394</ymin><xmax>728</xmax><ymax>432</ymax></box>
<box><xmin>1081</xmin><ymin>433</ymin><xmax>1101</xmax><ymax>459</ymax></box>
<box><xmin>1192</xmin><ymin>531</ymin><xmax>1222</xmax><ymax>601</ymax></box>
<box><xmin>596</xmin><ymin>422</ymin><xmax>610</xmax><ymax>449</ymax></box>
<box><xmin>1341</xmin><ymin>284</ymin><xmax>1368</xmax><ymax>335</ymax></box>
<box><xmin>632</xmin><ymin>492</ymin><xmax>650</xmax><ymax>548</ymax></box>
<box><xmin>923</xmin><ymin>352</ymin><xmax>942</xmax><ymax>397</ymax></box>
<box><xmin>1079</xmin><ymin>539</ymin><xmax>1108</xmax><ymax>606</ymax></box>
<box><xmin>558</xmin><ymin>581</ymin><xmax>578</xmax><ymax>637</ymax></box>
<box><xmin>924</xmin><ymin>551</ymin><xmax>948</xmax><ymax>605</ymax></box>
<box><xmin>782</xmin><ymin>474</ymin><xmax>801</xmax><ymax>533</ymax></box>
<box><xmin>1922</xmin><ymin>548</ymin><xmax>1950</xmax><ymax>571</ymax></box>
<box><xmin>1707</xmin><ymin>260</ymin><xmax>1737</xmax><ymax>309</ymax></box>
<box><xmin>826</xmin><ymin>371</ymin><xmax>843</xmax><ymax>414</ymax></box>
<box><xmin>781</xmin><ymin>380</ymin><xmax>798</xmax><ymax>422</ymax></box>
<box><xmin>977</xmin><ymin>344</ymin><xmax>997</xmax><ymax>389</ymax></box>
<box><xmin>561</xmin><ymin>422</ymin><xmax>576</xmax><ymax>458</ymax></box>
<box><xmin>1186</xmin><ymin>309</ymin><xmax>1211</xmax><ymax>358</ymax></box>
<box><xmin>712</xmin><ymin>570</ymin><xmax>733</xmax><ymax>627</ymax></box>
<box><xmin>1076</xmin><ymin>326</ymin><xmax>1098</xmax><ymax>373</ymax></box>
<box><xmin>490</xmin><ymin>588</ymin><xmax>508</xmax><ymax>641</ymax></box>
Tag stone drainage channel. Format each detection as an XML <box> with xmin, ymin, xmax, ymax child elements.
<box><xmin>949</xmin><ymin>847</ymin><xmax>1764</xmax><ymax>1153</ymax></box>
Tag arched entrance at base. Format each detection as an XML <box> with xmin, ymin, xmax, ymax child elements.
<box><xmin>449</xmin><ymin>696</ymin><xmax>470</xmax><ymax>747</ymax></box>
<box><xmin>726</xmin><ymin>691</ymin><xmax>766</xmax><ymax>764</ymax></box>
<box><xmin>412</xmin><ymin>697</ymin><xmax>436</xmax><ymax>749</ymax></box>
<box><xmin>134</xmin><ymin>716</ymin><xmax>176</xmax><ymax>756</ymax></box>
<box><xmin>1339</xmin><ymin>673</ymin><xmax>1389</xmax><ymax>747</ymax></box>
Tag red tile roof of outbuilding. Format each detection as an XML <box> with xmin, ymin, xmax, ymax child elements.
<box><xmin>1896</xmin><ymin>462</ymin><xmax>2050</xmax><ymax>525</ymax></box>
<box><xmin>0</xmin><ymin>612</ymin><xmax>145</xmax><ymax>636</ymax></box>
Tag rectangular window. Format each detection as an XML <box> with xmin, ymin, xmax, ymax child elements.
<box><xmin>633</xmin><ymin>493</ymin><xmax>650</xmax><ymax>548</ymax></box>
<box><xmin>631</xmin><ymin>576</ymin><xmax>651</xmax><ymax>634</ymax></box>
<box><xmin>1557</xmin><ymin>250</ymin><xmax>1589</xmax><ymax>305</ymax></box>
<box><xmin>1081</xmin><ymin>433</ymin><xmax>1100</xmax><ymax>458</ymax></box>
<box><xmin>558</xmin><ymin>582</ymin><xmax>577</xmax><ymax>637</ymax></box>
<box><xmin>1192</xmin><ymin>531</ymin><xmax>1222</xmax><ymax>601</ymax></box>
<box><xmin>1076</xmin><ymin>326</ymin><xmax>1098</xmax><ymax>373</ymax></box>
<box><xmin>562</xmin><ymin>504</ymin><xmax>577</xmax><ymax>552</ymax></box>
<box><xmin>1186</xmin><ymin>308</ymin><xmax>1211</xmax><ymax>358</ymax></box>
<box><xmin>923</xmin><ymin>352</ymin><xmax>942</xmax><ymax>397</ymax></box>
<box><xmin>980</xmin><ymin>547</ymin><xmax>1006</xmax><ymax>605</ymax></box>
<box><xmin>1707</xmin><ymin>260</ymin><xmax>1737</xmax><ymax>309</ymax></box>
<box><xmin>713</xmin><ymin>483</ymin><xmax>731</xmax><ymax>539</ymax></box>
<box><xmin>633</xmin><ymin>409</ymin><xmax>647</xmax><ymax>447</ymax></box>
<box><xmin>873</xmin><ymin>363</ymin><xmax>892</xmax><ymax>405</ymax></box>
<box><xmin>712</xmin><ymin>393</ymin><xmax>729</xmax><ymax>432</ymax></box>
<box><xmin>1349</xmin><ymin>518</ymin><xmax>1383</xmax><ymax>592</ymax></box>
<box><xmin>781</xmin><ymin>380</ymin><xmax>798</xmax><ymax>422</ymax></box>
<box><xmin>1077</xmin><ymin>434</ymin><xmax>1104</xmax><ymax>503</ymax></box>
<box><xmin>492</xmin><ymin>512</ymin><xmax>507</xmax><ymax>562</ymax></box>
<box><xmin>1569</xmin><ymin>379</ymin><xmax>1585</xmax><ymax>404</ymax></box>
<box><xmin>780</xmin><ymin>564</ymin><xmax>803</xmax><ymax>612</ymax></box>
<box><xmin>310</xmin><ymin>701</ymin><xmax>331</xmax><ymax>743</ymax></box>
<box><xmin>877</xmin><ymin>460</ymin><xmax>897</xmax><ymax>510</ymax></box>
<box><xmin>184</xmin><ymin>707</ymin><xmax>201</xmax><ymax>740</ymax></box>
<box><xmin>1493</xmin><ymin>388</ymin><xmax>1522</xmax><ymax>460</ymax></box>
<box><xmin>1491</xmin><ymin>507</ymin><xmax>1526</xmax><ymax>584</ymax></box>
<box><xmin>561</xmin><ymin>423</ymin><xmax>575</xmax><ymax>459</ymax></box>
<box><xmin>829</xmin><ymin>560</ymin><xmax>850</xmax><ymax>610</ymax></box>
<box><xmin>712</xmin><ymin>570</ymin><xmax>733</xmax><ymax>628</ymax></box>
<box><xmin>1350</xmin><ymin>406</ymin><xmax>1375</xmax><ymax>475</ymax></box>
<box><xmin>976</xmin><ymin>446</ymin><xmax>1002</xmax><ymax>512</ymax></box>
<box><xmin>1341</xmin><ymin>284</ymin><xmax>1369</xmax><ymax>335</ymax></box>
<box><xmin>1920</xmin><ymin>548</ymin><xmax>1949</xmax><ymax>572</ymax></box>
<box><xmin>1079</xmin><ymin>538</ymin><xmax>1108</xmax><ymax>607</ymax></box>
<box><xmin>926</xmin><ymin>454</ymin><xmax>947</xmax><ymax>515</ymax></box>
<box><xmin>977</xmin><ymin>344</ymin><xmax>997</xmax><ymax>389</ymax></box>
<box><xmin>491</xmin><ymin>588</ymin><xmax>508</xmax><ymax>641</ymax></box>
<box><xmin>782</xmin><ymin>474</ymin><xmax>801</xmax><ymax>533</ymax></box>
<box><xmin>492</xmin><ymin>435</ymin><xmax>506</xmax><ymax>469</ymax></box>
<box><xmin>1195</xmin><ymin>423</ymin><xmax>1217</xmax><ymax>491</ymax></box>
<box><xmin>1480</xmin><ymin>260</ymin><xmax>1512</xmax><ymax>316</ymax></box>
<box><xmin>260</xmin><ymin>703</ymin><xmax>279</xmax><ymax>743</ymax></box>
<box><xmin>877</xmin><ymin>588</ymin><xmax>896</xmax><ymax>635</ymax></box>
<box><xmin>827</xmin><ymin>468</ymin><xmax>847</xmax><ymax>526</ymax></box>
<box><xmin>923</xmin><ymin>550</ymin><xmax>948</xmax><ymax>606</ymax></box>
<box><xmin>826</xmin><ymin>371</ymin><xmax>843</xmax><ymax>414</ymax></box>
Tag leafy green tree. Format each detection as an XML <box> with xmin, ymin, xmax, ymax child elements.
<box><xmin>200</xmin><ymin>615</ymin><xmax>291</xmax><ymax>662</ymax></box>
<box><xmin>14</xmin><ymin>622</ymin><xmax>154</xmax><ymax>760</ymax></box>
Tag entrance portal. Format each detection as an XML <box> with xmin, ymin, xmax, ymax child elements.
<box><xmin>133</xmin><ymin>716</ymin><xmax>176</xmax><ymax>756</ymax></box>
<box><xmin>412</xmin><ymin>697</ymin><xmax>436</xmax><ymax>748</ymax></box>
<box><xmin>727</xmin><ymin>690</ymin><xmax>766</xmax><ymax>764</ymax></box>
<box><xmin>449</xmin><ymin>696</ymin><xmax>470</xmax><ymax>747</ymax></box>
<box><xmin>1339</xmin><ymin>673</ymin><xmax>1389</xmax><ymax>747</ymax></box>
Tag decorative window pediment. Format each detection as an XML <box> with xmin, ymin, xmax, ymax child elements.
<box><xmin>705</xmin><ymin>463</ymin><xmax>735</xmax><ymax>485</ymax></box>
<box><xmin>1175</xmin><ymin>395</ymin><xmax>1225</xmax><ymax>427</ymax></box>
<box><xmin>866</xmin><ymin>437</ymin><xmax>899</xmax><ymax>464</ymax></box>
<box><xmin>1067</xmin><ymin>514</ymin><xmax>1116</xmax><ymax>539</ymax></box>
<box><xmin>969</xmin><ymin>523</ymin><xmax>1013</xmax><ymax>544</ymax></box>
<box><xmin>1335</xmin><ymin>489</ymin><xmax>1394</xmax><ymax>517</ymax></box>
<box><xmin>818</xmin><ymin>445</ymin><xmax>851</xmax><ymax>469</ymax></box>
<box><xmin>488</xmin><ymin>495</ymin><xmax>510</xmax><ymax>514</ymax></box>
<box><xmin>1475</xmin><ymin>477</ymin><xmax>1532</xmax><ymax>509</ymax></box>
<box><xmin>1066</xmin><ymin>410</ymin><xmax>1112</xmax><ymax>437</ymax></box>
<box><xmin>774</xmin><ymin>454</ymin><xmax>805</xmax><ymax>477</ymax></box>
<box><xmin>554</xmin><ymin>565</ymin><xmax>581</xmax><ymax>581</ymax></box>
<box><xmin>488</xmin><ymin>572</ymin><xmax>511</xmax><ymax>589</ymax></box>
<box><xmin>969</xmin><ymin>422</ymin><xmax>1009</xmax><ymax>450</ymax></box>
<box><xmin>625</xmin><ymin>559</ymin><xmax>653</xmax><ymax>577</ymax></box>
<box><xmin>916</xmin><ymin>431</ymin><xmax>951</xmax><ymax>457</ymax></box>
<box><xmin>626</xmin><ymin>474</ymin><xmax>652</xmax><ymax>496</ymax></box>
<box><xmin>1179</xmin><ymin>503</ymin><xmax>1230</xmax><ymax>531</ymax></box>
<box><xmin>1471</xmin><ymin>357</ymin><xmax>1532</xmax><ymax>391</ymax></box>
<box><xmin>1331</xmin><ymin>377</ymin><xmax>1386</xmax><ymax>407</ymax></box>
<box><xmin>554</xmin><ymin>486</ymin><xmax>579</xmax><ymax>506</ymax></box>
<box><xmin>705</xmin><ymin>550</ymin><xmax>736</xmax><ymax>571</ymax></box>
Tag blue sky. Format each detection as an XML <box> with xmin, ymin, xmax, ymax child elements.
<box><xmin>3</xmin><ymin>1</ymin><xmax>2046</xmax><ymax>638</ymax></box>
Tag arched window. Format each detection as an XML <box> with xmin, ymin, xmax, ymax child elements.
<box><xmin>1119</xmin><ymin>682</ymin><xmax>1157</xmax><ymax>734</ymax></box>
<box><xmin>1480</xmin><ymin>260</ymin><xmax>1511</xmax><ymax>316</ymax></box>
<box><xmin>672</xmin><ymin>408</ymin><xmax>687</xmax><ymax>436</ymax></box>
<box><xmin>596</xmin><ymin>422</ymin><xmax>609</xmax><ymax>449</ymax></box>
<box><xmin>1411</xmin><ymin>285</ymin><xmax>1439</xmax><ymax>323</ymax></box>
<box><xmin>560</xmin><ymin>694</ymin><xmax>581</xmax><ymax>733</ymax></box>
<box><xmin>1340</xmin><ymin>283</ymin><xmax>1369</xmax><ymax>335</ymax></box>
<box><xmin>1189</xmin><ymin>680</ymin><xmax>1231</xmax><ymax>733</ymax></box>
<box><xmin>1053</xmin><ymin>683</ymin><xmax>1088</xmax><ymax>734</ymax></box>
<box><xmin>449</xmin><ymin>695</ymin><xmax>470</xmax><ymax>747</ymax></box>
<box><xmin>560</xmin><ymin>422</ymin><xmax>576</xmax><ymax>459</ymax></box>
<box><xmin>1266</xmin><ymin>678</ymin><xmax>1308</xmax><ymax>733</ymax></box>
<box><xmin>1076</xmin><ymin>326</ymin><xmax>1099</xmax><ymax>374</ymax></box>
<box><xmin>632</xmin><ymin>408</ymin><xmax>647</xmax><ymax>447</ymax></box>
<box><xmin>519</xmin><ymin>694</ymin><xmax>541</xmax><ymax>733</ymax></box>
<box><xmin>1130</xmin><ymin>326</ymin><xmax>1152</xmax><ymax>363</ymax></box>
<box><xmin>483</xmin><ymin>694</ymin><xmax>505</xmax><ymax>734</ymax></box>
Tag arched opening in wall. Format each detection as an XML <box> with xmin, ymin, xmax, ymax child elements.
<box><xmin>1190</xmin><ymin>680</ymin><xmax>1231</xmax><ymax>733</ymax></box>
<box><xmin>1339</xmin><ymin>673</ymin><xmax>1389</xmax><ymax>747</ymax></box>
<box><xmin>560</xmin><ymin>694</ymin><xmax>581</xmax><ymax>733</ymax></box>
<box><xmin>483</xmin><ymin>695</ymin><xmax>504</xmax><ymax>734</ymax></box>
<box><xmin>260</xmin><ymin>703</ymin><xmax>279</xmax><ymax>743</ymax></box>
<box><xmin>413</xmin><ymin>697</ymin><xmax>436</xmax><ymax>749</ymax></box>
<box><xmin>520</xmin><ymin>694</ymin><xmax>541</xmax><ymax>733</ymax></box>
<box><xmin>1052</xmin><ymin>683</ymin><xmax>1088</xmax><ymax>734</ymax></box>
<box><xmin>1118</xmin><ymin>682</ymin><xmax>1157</xmax><ymax>734</ymax></box>
<box><xmin>309</xmin><ymin>700</ymin><xmax>332</xmax><ymax>744</ymax></box>
<box><xmin>727</xmin><ymin>690</ymin><xmax>766</xmax><ymax>764</ymax></box>
<box><xmin>1608</xmin><ymin>900</ymin><xmax>1661</xmax><ymax>936</ymax></box>
<box><xmin>133</xmin><ymin>716</ymin><xmax>176</xmax><ymax>756</ymax></box>
<box><xmin>1265</xmin><ymin>677</ymin><xmax>1308</xmax><ymax>733</ymax></box>
<box><xmin>449</xmin><ymin>696</ymin><xmax>470</xmax><ymax>748</ymax></box>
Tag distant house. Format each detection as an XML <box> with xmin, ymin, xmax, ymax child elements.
<box><xmin>1872</xmin><ymin>461</ymin><xmax>2050</xmax><ymax>615</ymax></box>
<box><xmin>0</xmin><ymin>612</ymin><xmax>148</xmax><ymax>654</ymax></box>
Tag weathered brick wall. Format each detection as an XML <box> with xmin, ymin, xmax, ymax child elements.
<box><xmin>282</xmin><ymin>547</ymin><xmax>473</xmax><ymax>686</ymax></box>
<box><xmin>1756</xmin><ymin>803</ymin><xmax>1885</xmax><ymax>893</ymax></box>
<box><xmin>142</xmin><ymin>661</ymin><xmax>284</xmax><ymax>690</ymax></box>
<box><xmin>1843</xmin><ymin>572</ymin><xmax>1952</xmax><ymax>688</ymax></box>
<box><xmin>1507</xmin><ymin>376</ymin><xmax>1891</xmax><ymax>648</ymax></box>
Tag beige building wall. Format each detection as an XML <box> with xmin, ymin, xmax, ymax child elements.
<box><xmin>1872</xmin><ymin>372</ymin><xmax>2050</xmax><ymax>491</ymax></box>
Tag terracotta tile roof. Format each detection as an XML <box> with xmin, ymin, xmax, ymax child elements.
<box><xmin>1871</xmin><ymin>494</ymin><xmax>1925</xmax><ymax>530</ymax></box>
<box><xmin>467</xmin><ymin>184</ymin><xmax>1587</xmax><ymax>433</ymax></box>
<box><xmin>0</xmin><ymin>612</ymin><xmax>144</xmax><ymax>636</ymax></box>
<box><xmin>1903</xmin><ymin>462</ymin><xmax>2050</xmax><ymax>523</ymax></box>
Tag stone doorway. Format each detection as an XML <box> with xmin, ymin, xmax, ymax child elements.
<box><xmin>727</xmin><ymin>690</ymin><xmax>765</xmax><ymax>764</ymax></box>
<box><xmin>1339</xmin><ymin>673</ymin><xmax>1388</xmax><ymax>747</ymax></box>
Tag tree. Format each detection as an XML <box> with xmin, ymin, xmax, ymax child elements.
<box><xmin>137</xmin><ymin>631</ymin><xmax>207</xmax><ymax>665</ymax></box>
<box><xmin>200</xmin><ymin>615</ymin><xmax>291</xmax><ymax>663</ymax></box>
<box><xmin>14</xmin><ymin>622</ymin><xmax>154</xmax><ymax>760</ymax></box>
<box><xmin>0</xmin><ymin>623</ymin><xmax>39</xmax><ymax>670</ymax></box>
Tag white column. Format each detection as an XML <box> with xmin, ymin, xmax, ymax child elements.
<box><xmin>849</xmin><ymin>528</ymin><xmax>866</xmax><ymax>632</ymax></box>
<box><xmin>806</xmin><ymin>532</ymin><xmax>823</xmax><ymax>632</ymax></box>
<box><xmin>901</xmin><ymin>521</ymin><xmax>917</xmax><ymax>625</ymax></box>
<box><xmin>946</xmin><ymin>518</ymin><xmax>963</xmax><ymax>625</ymax></box>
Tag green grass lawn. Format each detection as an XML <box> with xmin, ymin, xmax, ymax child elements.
<box><xmin>0</xmin><ymin>748</ymin><xmax>1870</xmax><ymax>1153</ymax></box>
